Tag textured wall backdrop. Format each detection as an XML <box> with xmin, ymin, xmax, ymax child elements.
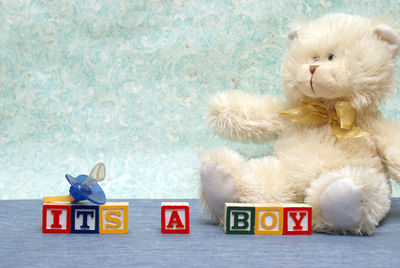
<box><xmin>0</xmin><ymin>0</ymin><xmax>399</xmax><ymax>199</ymax></box>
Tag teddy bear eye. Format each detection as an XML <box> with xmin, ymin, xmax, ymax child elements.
<box><xmin>312</xmin><ymin>56</ymin><xmax>320</xmax><ymax>62</ymax></box>
<box><xmin>328</xmin><ymin>54</ymin><xmax>336</xmax><ymax>61</ymax></box>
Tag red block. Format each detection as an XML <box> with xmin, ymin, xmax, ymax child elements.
<box><xmin>161</xmin><ymin>202</ymin><xmax>190</xmax><ymax>234</ymax></box>
<box><xmin>283</xmin><ymin>204</ymin><xmax>312</xmax><ymax>235</ymax></box>
<box><xmin>42</xmin><ymin>204</ymin><xmax>71</xmax><ymax>233</ymax></box>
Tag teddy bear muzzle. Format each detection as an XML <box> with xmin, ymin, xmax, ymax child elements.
<box><xmin>297</xmin><ymin>63</ymin><xmax>349</xmax><ymax>99</ymax></box>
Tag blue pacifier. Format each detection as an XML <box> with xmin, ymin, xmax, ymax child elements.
<box><xmin>42</xmin><ymin>163</ymin><xmax>107</xmax><ymax>205</ymax></box>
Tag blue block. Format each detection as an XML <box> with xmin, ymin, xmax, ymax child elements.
<box><xmin>71</xmin><ymin>204</ymin><xmax>99</xmax><ymax>233</ymax></box>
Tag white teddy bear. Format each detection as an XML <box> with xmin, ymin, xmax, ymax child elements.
<box><xmin>200</xmin><ymin>13</ymin><xmax>400</xmax><ymax>235</ymax></box>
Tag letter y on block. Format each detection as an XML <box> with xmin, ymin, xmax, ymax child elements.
<box><xmin>283</xmin><ymin>204</ymin><xmax>312</xmax><ymax>235</ymax></box>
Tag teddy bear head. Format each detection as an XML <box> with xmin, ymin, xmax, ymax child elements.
<box><xmin>281</xmin><ymin>14</ymin><xmax>400</xmax><ymax>110</ymax></box>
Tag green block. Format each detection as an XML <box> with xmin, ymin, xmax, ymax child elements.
<box><xmin>225</xmin><ymin>203</ymin><xmax>255</xmax><ymax>234</ymax></box>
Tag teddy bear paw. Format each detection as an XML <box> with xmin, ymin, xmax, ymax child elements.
<box><xmin>320</xmin><ymin>178</ymin><xmax>364</xmax><ymax>228</ymax></box>
<box><xmin>200</xmin><ymin>161</ymin><xmax>238</xmax><ymax>215</ymax></box>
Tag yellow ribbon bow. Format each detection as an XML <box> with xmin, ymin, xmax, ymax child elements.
<box><xmin>281</xmin><ymin>100</ymin><xmax>371</xmax><ymax>139</ymax></box>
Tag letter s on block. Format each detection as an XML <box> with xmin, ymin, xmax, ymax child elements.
<box><xmin>105</xmin><ymin>210</ymin><xmax>122</xmax><ymax>229</ymax></box>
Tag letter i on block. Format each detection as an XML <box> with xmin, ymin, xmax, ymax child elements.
<box><xmin>42</xmin><ymin>204</ymin><xmax>71</xmax><ymax>233</ymax></box>
<box><xmin>161</xmin><ymin>202</ymin><xmax>190</xmax><ymax>234</ymax></box>
<box><xmin>224</xmin><ymin>203</ymin><xmax>255</xmax><ymax>234</ymax></box>
<box><xmin>99</xmin><ymin>202</ymin><xmax>129</xmax><ymax>234</ymax></box>
<box><xmin>283</xmin><ymin>204</ymin><xmax>312</xmax><ymax>235</ymax></box>
<box><xmin>71</xmin><ymin>203</ymin><xmax>99</xmax><ymax>233</ymax></box>
<box><xmin>254</xmin><ymin>204</ymin><xmax>283</xmax><ymax>235</ymax></box>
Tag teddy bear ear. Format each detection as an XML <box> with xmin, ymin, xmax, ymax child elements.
<box><xmin>288</xmin><ymin>29</ymin><xmax>298</xmax><ymax>41</ymax></box>
<box><xmin>374</xmin><ymin>25</ymin><xmax>400</xmax><ymax>58</ymax></box>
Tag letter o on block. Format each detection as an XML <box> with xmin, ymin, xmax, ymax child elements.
<box><xmin>255</xmin><ymin>205</ymin><xmax>283</xmax><ymax>235</ymax></box>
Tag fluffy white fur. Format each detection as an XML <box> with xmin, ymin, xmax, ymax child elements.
<box><xmin>200</xmin><ymin>14</ymin><xmax>400</xmax><ymax>235</ymax></box>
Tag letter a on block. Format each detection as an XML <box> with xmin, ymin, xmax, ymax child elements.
<box><xmin>224</xmin><ymin>203</ymin><xmax>255</xmax><ymax>234</ymax></box>
<box><xmin>161</xmin><ymin>202</ymin><xmax>190</xmax><ymax>234</ymax></box>
<box><xmin>254</xmin><ymin>204</ymin><xmax>283</xmax><ymax>235</ymax></box>
<box><xmin>42</xmin><ymin>204</ymin><xmax>71</xmax><ymax>233</ymax></box>
<box><xmin>283</xmin><ymin>204</ymin><xmax>312</xmax><ymax>235</ymax></box>
<box><xmin>99</xmin><ymin>202</ymin><xmax>129</xmax><ymax>234</ymax></box>
<box><xmin>167</xmin><ymin>210</ymin><xmax>185</xmax><ymax>228</ymax></box>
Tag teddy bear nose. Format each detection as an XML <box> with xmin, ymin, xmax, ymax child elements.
<box><xmin>310</xmin><ymin>65</ymin><xmax>320</xmax><ymax>74</ymax></box>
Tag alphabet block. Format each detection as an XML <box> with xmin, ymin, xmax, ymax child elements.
<box><xmin>282</xmin><ymin>204</ymin><xmax>312</xmax><ymax>235</ymax></box>
<box><xmin>224</xmin><ymin>203</ymin><xmax>255</xmax><ymax>234</ymax></box>
<box><xmin>161</xmin><ymin>202</ymin><xmax>190</xmax><ymax>234</ymax></box>
<box><xmin>224</xmin><ymin>203</ymin><xmax>312</xmax><ymax>235</ymax></box>
<box><xmin>99</xmin><ymin>202</ymin><xmax>129</xmax><ymax>234</ymax></box>
<box><xmin>254</xmin><ymin>204</ymin><xmax>283</xmax><ymax>235</ymax></box>
<box><xmin>42</xmin><ymin>204</ymin><xmax>71</xmax><ymax>233</ymax></box>
<box><xmin>42</xmin><ymin>202</ymin><xmax>129</xmax><ymax>234</ymax></box>
<box><xmin>71</xmin><ymin>204</ymin><xmax>99</xmax><ymax>233</ymax></box>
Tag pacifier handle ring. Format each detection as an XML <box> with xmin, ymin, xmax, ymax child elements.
<box><xmin>42</xmin><ymin>195</ymin><xmax>75</xmax><ymax>203</ymax></box>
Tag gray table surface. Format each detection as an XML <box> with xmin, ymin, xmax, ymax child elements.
<box><xmin>0</xmin><ymin>199</ymin><xmax>399</xmax><ymax>268</ymax></box>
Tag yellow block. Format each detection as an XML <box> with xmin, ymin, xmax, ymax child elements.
<box><xmin>99</xmin><ymin>202</ymin><xmax>129</xmax><ymax>234</ymax></box>
<box><xmin>254</xmin><ymin>204</ymin><xmax>283</xmax><ymax>235</ymax></box>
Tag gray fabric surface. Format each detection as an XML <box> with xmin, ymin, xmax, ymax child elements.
<box><xmin>0</xmin><ymin>199</ymin><xmax>399</xmax><ymax>267</ymax></box>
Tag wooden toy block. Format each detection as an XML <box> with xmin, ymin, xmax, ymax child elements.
<box><xmin>99</xmin><ymin>202</ymin><xmax>129</xmax><ymax>234</ymax></box>
<box><xmin>71</xmin><ymin>203</ymin><xmax>99</xmax><ymax>233</ymax></box>
<box><xmin>254</xmin><ymin>204</ymin><xmax>283</xmax><ymax>235</ymax></box>
<box><xmin>161</xmin><ymin>202</ymin><xmax>190</xmax><ymax>234</ymax></box>
<box><xmin>224</xmin><ymin>203</ymin><xmax>255</xmax><ymax>234</ymax></box>
<box><xmin>42</xmin><ymin>204</ymin><xmax>71</xmax><ymax>233</ymax></box>
<box><xmin>282</xmin><ymin>204</ymin><xmax>312</xmax><ymax>235</ymax></box>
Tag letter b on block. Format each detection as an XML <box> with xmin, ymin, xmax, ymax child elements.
<box><xmin>225</xmin><ymin>203</ymin><xmax>255</xmax><ymax>234</ymax></box>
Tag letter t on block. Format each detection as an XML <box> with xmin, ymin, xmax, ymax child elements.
<box><xmin>161</xmin><ymin>202</ymin><xmax>190</xmax><ymax>234</ymax></box>
<box><xmin>71</xmin><ymin>204</ymin><xmax>99</xmax><ymax>233</ymax></box>
<box><xmin>283</xmin><ymin>204</ymin><xmax>312</xmax><ymax>235</ymax></box>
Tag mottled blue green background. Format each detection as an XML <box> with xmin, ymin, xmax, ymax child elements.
<box><xmin>0</xmin><ymin>0</ymin><xmax>399</xmax><ymax>199</ymax></box>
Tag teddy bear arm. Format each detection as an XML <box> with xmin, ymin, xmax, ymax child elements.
<box><xmin>208</xmin><ymin>90</ymin><xmax>287</xmax><ymax>143</ymax></box>
<box><xmin>372</xmin><ymin>117</ymin><xmax>400</xmax><ymax>185</ymax></box>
